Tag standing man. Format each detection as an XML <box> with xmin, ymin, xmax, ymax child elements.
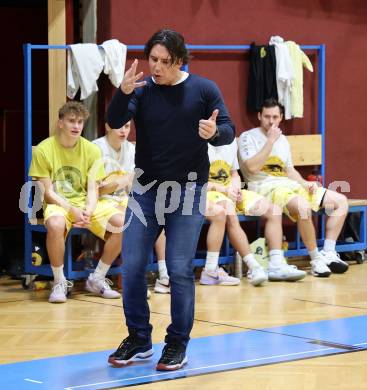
<box><xmin>107</xmin><ymin>29</ymin><xmax>235</xmax><ymax>371</ymax></box>
<box><xmin>238</xmin><ymin>98</ymin><xmax>349</xmax><ymax>277</ymax></box>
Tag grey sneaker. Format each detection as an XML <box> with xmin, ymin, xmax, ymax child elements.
<box><xmin>268</xmin><ymin>264</ymin><xmax>307</xmax><ymax>281</ymax></box>
<box><xmin>154</xmin><ymin>277</ymin><xmax>170</xmax><ymax>294</ymax></box>
<box><xmin>200</xmin><ymin>267</ymin><xmax>240</xmax><ymax>286</ymax></box>
<box><xmin>85</xmin><ymin>274</ymin><xmax>121</xmax><ymax>299</ymax></box>
<box><xmin>247</xmin><ymin>266</ymin><xmax>268</xmax><ymax>286</ymax></box>
<box><xmin>49</xmin><ymin>280</ymin><xmax>73</xmax><ymax>303</ymax></box>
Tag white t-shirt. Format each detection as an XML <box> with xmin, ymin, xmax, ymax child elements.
<box><xmin>93</xmin><ymin>136</ymin><xmax>135</xmax><ymax>174</ymax></box>
<box><xmin>238</xmin><ymin>127</ymin><xmax>300</xmax><ymax>192</ymax></box>
<box><xmin>93</xmin><ymin>136</ymin><xmax>135</xmax><ymax>201</ymax></box>
<box><xmin>208</xmin><ymin>139</ymin><xmax>239</xmax><ymax>187</ymax></box>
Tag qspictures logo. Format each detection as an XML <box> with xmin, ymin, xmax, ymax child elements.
<box><xmin>54</xmin><ymin>166</ymin><xmax>83</xmax><ymax>198</ymax></box>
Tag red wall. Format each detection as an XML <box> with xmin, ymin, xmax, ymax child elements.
<box><xmin>0</xmin><ymin>5</ymin><xmax>48</xmax><ymax>226</ymax></box>
<box><xmin>97</xmin><ymin>0</ymin><xmax>367</xmax><ymax>198</ymax></box>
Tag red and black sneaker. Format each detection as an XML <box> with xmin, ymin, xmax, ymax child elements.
<box><xmin>156</xmin><ymin>343</ymin><xmax>188</xmax><ymax>371</ymax></box>
<box><xmin>108</xmin><ymin>334</ymin><xmax>153</xmax><ymax>367</ymax></box>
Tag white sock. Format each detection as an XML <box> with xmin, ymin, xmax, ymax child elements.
<box><xmin>243</xmin><ymin>253</ymin><xmax>261</xmax><ymax>269</ymax></box>
<box><xmin>93</xmin><ymin>259</ymin><xmax>110</xmax><ymax>279</ymax></box>
<box><xmin>51</xmin><ymin>265</ymin><xmax>66</xmax><ymax>284</ymax></box>
<box><xmin>323</xmin><ymin>239</ymin><xmax>336</xmax><ymax>252</ymax></box>
<box><xmin>158</xmin><ymin>259</ymin><xmax>169</xmax><ymax>280</ymax></box>
<box><xmin>205</xmin><ymin>251</ymin><xmax>219</xmax><ymax>272</ymax></box>
<box><xmin>309</xmin><ymin>248</ymin><xmax>320</xmax><ymax>260</ymax></box>
<box><xmin>269</xmin><ymin>249</ymin><xmax>284</xmax><ymax>267</ymax></box>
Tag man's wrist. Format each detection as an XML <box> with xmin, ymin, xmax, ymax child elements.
<box><xmin>209</xmin><ymin>126</ymin><xmax>220</xmax><ymax>141</ymax></box>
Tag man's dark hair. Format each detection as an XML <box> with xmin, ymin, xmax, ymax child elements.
<box><xmin>144</xmin><ymin>29</ymin><xmax>190</xmax><ymax>65</ymax></box>
<box><xmin>260</xmin><ymin>98</ymin><xmax>284</xmax><ymax>115</ymax></box>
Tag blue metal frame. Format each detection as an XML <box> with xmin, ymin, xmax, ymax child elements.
<box><xmin>24</xmin><ymin>43</ymin><xmax>363</xmax><ymax>279</ymax></box>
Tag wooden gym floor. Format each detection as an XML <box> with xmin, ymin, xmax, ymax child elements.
<box><xmin>0</xmin><ymin>261</ymin><xmax>367</xmax><ymax>389</ymax></box>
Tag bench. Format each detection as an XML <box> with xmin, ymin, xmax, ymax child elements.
<box><xmin>199</xmin><ymin>134</ymin><xmax>367</xmax><ymax>274</ymax></box>
<box><xmin>24</xmin><ymin>134</ymin><xmax>367</xmax><ymax>280</ymax></box>
<box><xmin>24</xmin><ymin>221</ymin><xmax>122</xmax><ymax>280</ymax></box>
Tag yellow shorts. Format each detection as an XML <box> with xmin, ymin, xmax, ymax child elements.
<box><xmin>100</xmin><ymin>195</ymin><xmax>129</xmax><ymax>210</ymax></box>
<box><xmin>206</xmin><ymin>189</ymin><xmax>264</xmax><ymax>215</ymax></box>
<box><xmin>266</xmin><ymin>186</ymin><xmax>326</xmax><ymax>221</ymax></box>
<box><xmin>119</xmin><ymin>196</ymin><xmax>129</xmax><ymax>209</ymax></box>
<box><xmin>44</xmin><ymin>198</ymin><xmax>124</xmax><ymax>240</ymax></box>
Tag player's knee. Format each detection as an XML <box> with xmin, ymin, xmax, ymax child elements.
<box><xmin>46</xmin><ymin>217</ymin><xmax>66</xmax><ymax>235</ymax></box>
<box><xmin>297</xmin><ymin>200</ymin><xmax>312</xmax><ymax>220</ymax></box>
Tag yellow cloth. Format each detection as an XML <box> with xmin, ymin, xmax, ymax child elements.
<box><xmin>100</xmin><ymin>170</ymin><xmax>130</xmax><ymax>203</ymax></box>
<box><xmin>29</xmin><ymin>136</ymin><xmax>105</xmax><ymax>207</ymax></box>
<box><xmin>208</xmin><ymin>159</ymin><xmax>232</xmax><ymax>187</ymax></box>
<box><xmin>263</xmin><ymin>185</ymin><xmax>326</xmax><ymax>222</ymax></box>
<box><xmin>207</xmin><ymin>156</ymin><xmax>264</xmax><ymax>215</ymax></box>
<box><xmin>261</xmin><ymin>155</ymin><xmax>288</xmax><ymax>177</ymax></box>
<box><xmin>207</xmin><ymin>189</ymin><xmax>263</xmax><ymax>215</ymax></box>
<box><xmin>44</xmin><ymin>199</ymin><xmax>123</xmax><ymax>240</ymax></box>
<box><xmin>286</xmin><ymin>41</ymin><xmax>313</xmax><ymax>118</ymax></box>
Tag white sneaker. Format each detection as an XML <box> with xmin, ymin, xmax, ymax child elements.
<box><xmin>319</xmin><ymin>250</ymin><xmax>349</xmax><ymax>274</ymax></box>
<box><xmin>310</xmin><ymin>254</ymin><xmax>332</xmax><ymax>277</ymax></box>
<box><xmin>49</xmin><ymin>280</ymin><xmax>73</xmax><ymax>303</ymax></box>
<box><xmin>85</xmin><ymin>274</ymin><xmax>121</xmax><ymax>299</ymax></box>
<box><xmin>154</xmin><ymin>277</ymin><xmax>170</xmax><ymax>294</ymax></box>
<box><xmin>247</xmin><ymin>266</ymin><xmax>268</xmax><ymax>286</ymax></box>
<box><xmin>200</xmin><ymin>267</ymin><xmax>240</xmax><ymax>286</ymax></box>
<box><xmin>268</xmin><ymin>263</ymin><xmax>306</xmax><ymax>281</ymax></box>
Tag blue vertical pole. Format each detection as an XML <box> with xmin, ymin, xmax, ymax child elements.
<box><xmin>23</xmin><ymin>43</ymin><xmax>33</xmax><ymax>273</ymax></box>
<box><xmin>318</xmin><ymin>45</ymin><xmax>326</xmax><ymax>244</ymax></box>
<box><xmin>318</xmin><ymin>44</ymin><xmax>326</xmax><ymax>184</ymax></box>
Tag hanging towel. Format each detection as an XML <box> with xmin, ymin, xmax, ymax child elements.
<box><xmin>67</xmin><ymin>43</ymin><xmax>104</xmax><ymax>100</ymax></box>
<box><xmin>286</xmin><ymin>41</ymin><xmax>313</xmax><ymax>118</ymax></box>
<box><xmin>269</xmin><ymin>36</ymin><xmax>294</xmax><ymax>120</ymax></box>
<box><xmin>100</xmin><ymin>39</ymin><xmax>127</xmax><ymax>88</ymax></box>
<box><xmin>247</xmin><ymin>43</ymin><xmax>278</xmax><ymax>112</ymax></box>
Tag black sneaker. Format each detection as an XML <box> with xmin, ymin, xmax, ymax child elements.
<box><xmin>108</xmin><ymin>334</ymin><xmax>153</xmax><ymax>367</ymax></box>
<box><xmin>156</xmin><ymin>343</ymin><xmax>188</xmax><ymax>371</ymax></box>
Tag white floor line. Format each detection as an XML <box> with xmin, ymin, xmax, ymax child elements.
<box><xmin>24</xmin><ymin>378</ymin><xmax>43</xmax><ymax>384</ymax></box>
<box><xmin>64</xmin><ymin>345</ymin><xmax>340</xmax><ymax>390</ymax></box>
<box><xmin>354</xmin><ymin>342</ymin><xmax>367</xmax><ymax>346</ymax></box>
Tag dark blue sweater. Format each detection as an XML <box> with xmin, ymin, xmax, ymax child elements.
<box><xmin>107</xmin><ymin>74</ymin><xmax>235</xmax><ymax>185</ymax></box>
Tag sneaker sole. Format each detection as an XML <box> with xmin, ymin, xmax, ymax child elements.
<box><xmin>200</xmin><ymin>279</ymin><xmax>240</xmax><ymax>286</ymax></box>
<box><xmin>328</xmin><ymin>262</ymin><xmax>349</xmax><ymax>274</ymax></box>
<box><xmin>154</xmin><ymin>287</ymin><xmax>171</xmax><ymax>294</ymax></box>
<box><xmin>250</xmin><ymin>276</ymin><xmax>268</xmax><ymax>286</ymax></box>
<box><xmin>48</xmin><ymin>298</ymin><xmax>67</xmax><ymax>303</ymax></box>
<box><xmin>268</xmin><ymin>273</ymin><xmax>306</xmax><ymax>282</ymax></box>
<box><xmin>311</xmin><ymin>270</ymin><xmax>331</xmax><ymax>277</ymax></box>
<box><xmin>85</xmin><ymin>283</ymin><xmax>121</xmax><ymax>299</ymax></box>
<box><xmin>199</xmin><ymin>278</ymin><xmax>219</xmax><ymax>285</ymax></box>
<box><xmin>156</xmin><ymin>355</ymin><xmax>188</xmax><ymax>371</ymax></box>
<box><xmin>108</xmin><ymin>349</ymin><xmax>154</xmax><ymax>367</ymax></box>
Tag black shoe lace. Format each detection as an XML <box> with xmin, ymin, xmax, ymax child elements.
<box><xmin>118</xmin><ymin>334</ymin><xmax>137</xmax><ymax>350</ymax></box>
<box><xmin>163</xmin><ymin>343</ymin><xmax>185</xmax><ymax>359</ymax></box>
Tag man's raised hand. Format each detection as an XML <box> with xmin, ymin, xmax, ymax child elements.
<box><xmin>199</xmin><ymin>109</ymin><xmax>219</xmax><ymax>140</ymax></box>
<box><xmin>120</xmin><ymin>59</ymin><xmax>147</xmax><ymax>95</ymax></box>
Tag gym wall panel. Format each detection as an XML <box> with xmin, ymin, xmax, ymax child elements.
<box><xmin>96</xmin><ymin>0</ymin><xmax>367</xmax><ymax>197</ymax></box>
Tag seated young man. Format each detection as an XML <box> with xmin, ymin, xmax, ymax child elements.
<box><xmin>29</xmin><ymin>101</ymin><xmax>124</xmax><ymax>303</ymax></box>
<box><xmin>200</xmin><ymin>138</ymin><xmax>306</xmax><ymax>286</ymax></box>
<box><xmin>93</xmin><ymin>121</ymin><xmax>169</xmax><ymax>295</ymax></box>
<box><xmin>238</xmin><ymin>98</ymin><xmax>349</xmax><ymax>277</ymax></box>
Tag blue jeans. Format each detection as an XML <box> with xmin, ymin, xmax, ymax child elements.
<box><xmin>121</xmin><ymin>183</ymin><xmax>205</xmax><ymax>347</ymax></box>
